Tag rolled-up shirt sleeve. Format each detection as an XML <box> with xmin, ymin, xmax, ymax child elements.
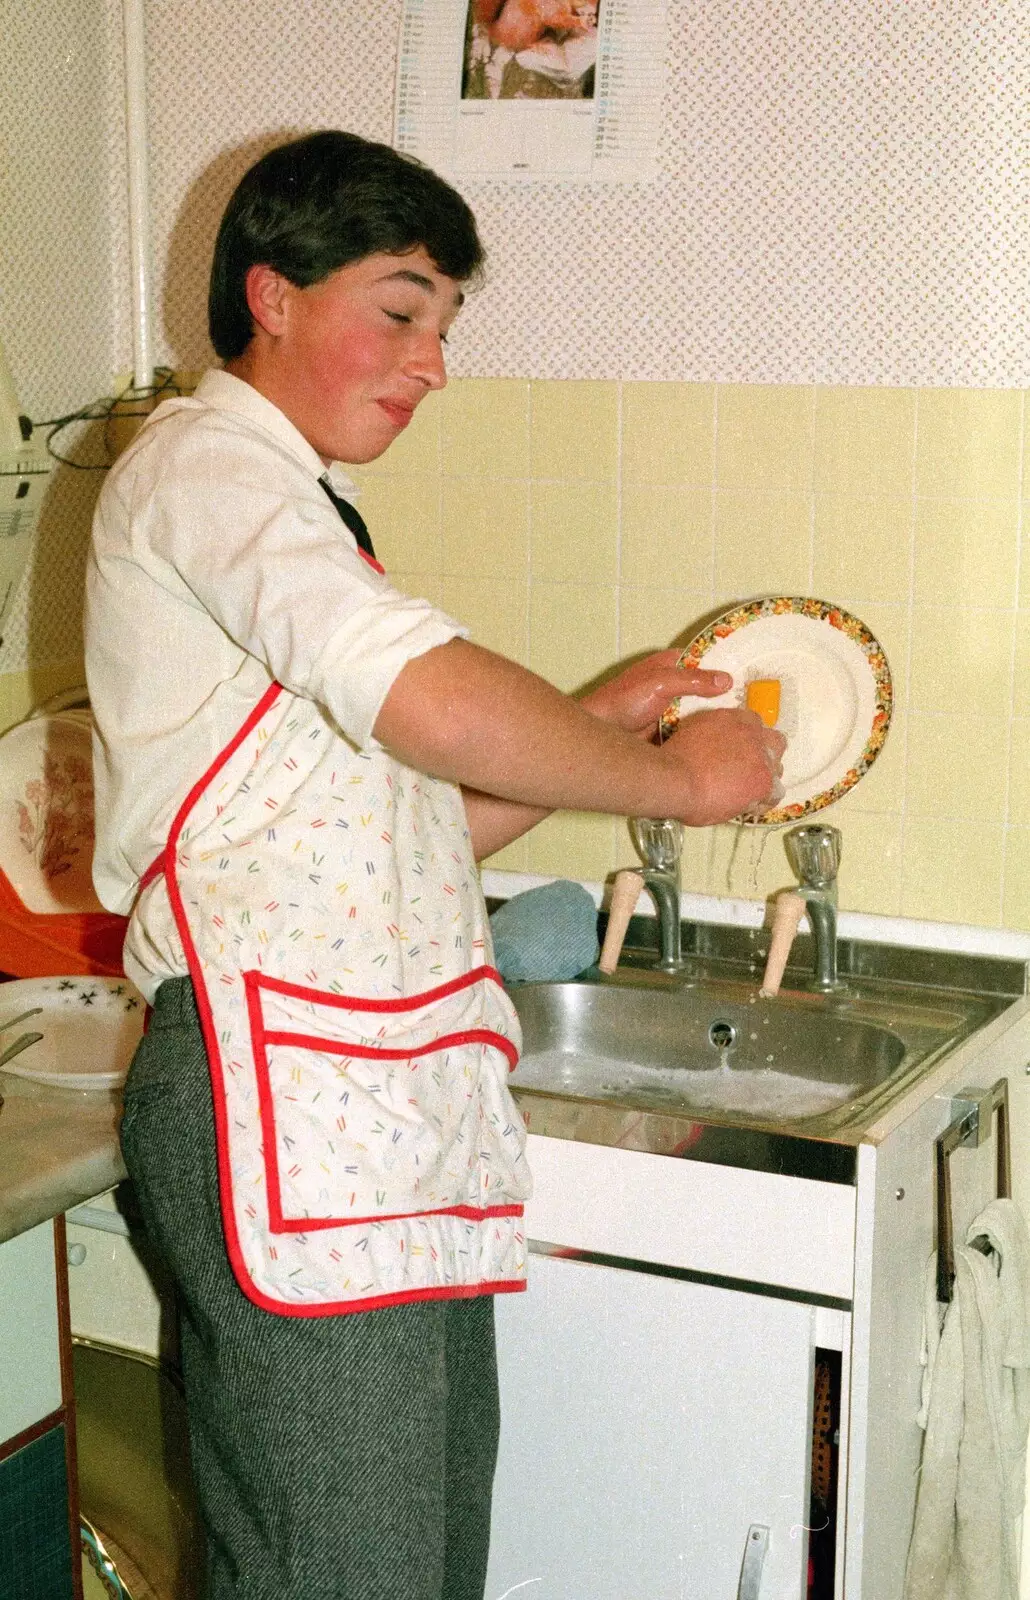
<box><xmin>137</xmin><ymin>416</ymin><xmax>466</xmax><ymax>749</ymax></box>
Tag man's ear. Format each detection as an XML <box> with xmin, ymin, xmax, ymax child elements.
<box><xmin>244</xmin><ymin>264</ymin><xmax>292</xmax><ymax>338</ymax></box>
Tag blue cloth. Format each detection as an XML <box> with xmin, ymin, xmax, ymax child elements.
<box><xmin>489</xmin><ymin>881</ymin><xmax>599</xmax><ymax>983</ymax></box>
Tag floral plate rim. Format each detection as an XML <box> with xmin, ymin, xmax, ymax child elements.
<box><xmin>658</xmin><ymin>595</ymin><xmax>894</xmax><ymax>826</ymax></box>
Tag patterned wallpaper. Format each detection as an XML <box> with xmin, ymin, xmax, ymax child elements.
<box><xmin>0</xmin><ymin>0</ymin><xmax>116</xmax><ymax>672</ymax></box>
<box><xmin>134</xmin><ymin>0</ymin><xmax>1030</xmax><ymax>385</ymax></box>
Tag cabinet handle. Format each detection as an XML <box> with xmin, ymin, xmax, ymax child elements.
<box><xmin>737</xmin><ymin>1523</ymin><xmax>769</xmax><ymax>1599</ymax></box>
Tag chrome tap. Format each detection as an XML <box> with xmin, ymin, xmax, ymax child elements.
<box><xmin>628</xmin><ymin>817</ymin><xmax>689</xmax><ymax>973</ymax></box>
<box><xmin>783</xmin><ymin>823</ymin><xmax>846</xmax><ymax>993</ymax></box>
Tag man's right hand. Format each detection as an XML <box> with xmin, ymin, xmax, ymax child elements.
<box><xmin>658</xmin><ymin>706</ymin><xmax>786</xmax><ymax>827</ymax></box>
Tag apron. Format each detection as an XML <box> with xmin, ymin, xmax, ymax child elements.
<box><xmin>135</xmin><ymin>679</ymin><xmax>530</xmax><ymax>1317</ymax></box>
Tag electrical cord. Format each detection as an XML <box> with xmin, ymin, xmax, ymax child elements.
<box><xmin>31</xmin><ymin>367</ymin><xmax>184</xmax><ymax>470</ymax></box>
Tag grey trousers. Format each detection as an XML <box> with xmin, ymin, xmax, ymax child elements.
<box><xmin>120</xmin><ymin>977</ymin><xmax>501</xmax><ymax>1600</ymax></box>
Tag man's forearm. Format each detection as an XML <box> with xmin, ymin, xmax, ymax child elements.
<box><xmin>374</xmin><ymin>638</ymin><xmax>782</xmax><ymax>829</ymax></box>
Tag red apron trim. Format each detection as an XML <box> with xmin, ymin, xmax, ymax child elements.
<box><xmin>252</xmin><ymin>963</ymin><xmax>509</xmax><ymax>1014</ymax></box>
<box><xmin>139</xmin><ymin>850</ymin><xmax>166</xmax><ymax>892</ymax></box>
<box><xmin>272</xmin><ymin>1207</ymin><xmax>525</xmax><ymax>1236</ymax></box>
<box><xmin>263</xmin><ymin>1027</ymin><xmax>517</xmax><ymax>1063</ymax></box>
<box><xmin>243</xmin><ymin>1273</ymin><xmax>525</xmax><ymax>1320</ymax></box>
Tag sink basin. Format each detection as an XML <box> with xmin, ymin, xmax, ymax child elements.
<box><xmin>503</xmin><ymin>955</ymin><xmax>1011</xmax><ymax>1139</ymax></box>
<box><xmin>497</xmin><ymin>918</ymin><xmax>1023</xmax><ymax>1166</ymax></box>
<box><xmin>509</xmin><ymin>979</ymin><xmax>908</xmax><ymax>1122</ymax></box>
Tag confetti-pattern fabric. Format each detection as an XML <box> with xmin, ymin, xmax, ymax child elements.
<box><xmin>139</xmin><ymin>679</ymin><xmax>530</xmax><ymax>1315</ymax></box>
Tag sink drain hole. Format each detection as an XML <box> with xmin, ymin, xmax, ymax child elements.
<box><xmin>708</xmin><ymin>1020</ymin><xmax>737</xmax><ymax>1050</ymax></box>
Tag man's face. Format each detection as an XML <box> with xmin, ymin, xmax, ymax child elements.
<box><xmin>235</xmin><ymin>247</ymin><xmax>465</xmax><ymax>465</ymax></box>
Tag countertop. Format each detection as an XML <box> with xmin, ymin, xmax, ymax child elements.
<box><xmin>0</xmin><ymin>1072</ymin><xmax>125</xmax><ymax>1245</ymax></box>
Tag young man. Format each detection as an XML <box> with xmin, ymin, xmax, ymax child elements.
<box><xmin>85</xmin><ymin>131</ymin><xmax>783</xmax><ymax>1600</ymax></box>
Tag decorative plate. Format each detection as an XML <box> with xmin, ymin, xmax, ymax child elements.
<box><xmin>0</xmin><ymin>975</ymin><xmax>144</xmax><ymax>1091</ymax></box>
<box><xmin>0</xmin><ymin>712</ymin><xmax>104</xmax><ymax>914</ymax></box>
<box><xmin>659</xmin><ymin>596</ymin><xmax>893</xmax><ymax>825</ymax></box>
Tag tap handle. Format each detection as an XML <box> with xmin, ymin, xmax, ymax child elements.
<box><xmin>784</xmin><ymin>823</ymin><xmax>842</xmax><ymax>888</ymax></box>
<box><xmin>630</xmin><ymin>817</ymin><xmax>683</xmax><ymax>873</ymax></box>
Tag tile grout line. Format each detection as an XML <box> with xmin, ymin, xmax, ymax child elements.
<box><xmin>999</xmin><ymin>387</ymin><xmax>1026</xmax><ymax>927</ymax></box>
<box><xmin>896</xmin><ymin>388</ymin><xmax>919</xmax><ymax>918</ymax></box>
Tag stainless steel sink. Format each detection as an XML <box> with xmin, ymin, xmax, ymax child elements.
<box><xmin>510</xmin><ymin>980</ymin><xmax>906</xmax><ymax>1122</ymax></box>
<box><xmin>507</xmin><ymin>961</ymin><xmax>1010</xmax><ymax>1140</ymax></box>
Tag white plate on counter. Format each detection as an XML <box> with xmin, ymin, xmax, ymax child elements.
<box><xmin>0</xmin><ymin>975</ymin><xmax>145</xmax><ymax>1091</ymax></box>
<box><xmin>659</xmin><ymin>596</ymin><xmax>893</xmax><ymax>825</ymax></box>
<box><xmin>0</xmin><ymin>712</ymin><xmax>104</xmax><ymax>914</ymax></box>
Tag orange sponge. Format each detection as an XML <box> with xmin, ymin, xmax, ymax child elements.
<box><xmin>745</xmin><ymin>678</ymin><xmax>781</xmax><ymax>728</ymax></box>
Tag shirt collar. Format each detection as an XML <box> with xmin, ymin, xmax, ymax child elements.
<box><xmin>194</xmin><ymin>369</ymin><xmax>359</xmax><ymax>501</ymax></box>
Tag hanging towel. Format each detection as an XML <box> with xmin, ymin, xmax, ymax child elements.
<box><xmin>904</xmin><ymin>1197</ymin><xmax>1030</xmax><ymax>1600</ymax></box>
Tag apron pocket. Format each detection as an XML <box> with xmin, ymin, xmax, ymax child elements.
<box><xmin>244</xmin><ymin>969</ymin><xmax>520</xmax><ymax>1231</ymax></box>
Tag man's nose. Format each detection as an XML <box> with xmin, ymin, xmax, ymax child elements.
<box><xmin>407</xmin><ymin>333</ymin><xmax>448</xmax><ymax>391</ymax></box>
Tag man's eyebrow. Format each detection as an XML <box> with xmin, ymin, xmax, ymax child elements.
<box><xmin>381</xmin><ymin>267</ymin><xmax>465</xmax><ymax>308</ymax></box>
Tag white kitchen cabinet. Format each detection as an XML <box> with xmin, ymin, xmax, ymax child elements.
<box><xmin>490</xmin><ymin>996</ymin><xmax>1030</xmax><ymax>1600</ymax></box>
<box><xmin>489</xmin><ymin>1251</ymin><xmax>820</xmax><ymax>1600</ymax></box>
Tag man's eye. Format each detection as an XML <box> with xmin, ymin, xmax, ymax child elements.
<box><xmin>384</xmin><ymin>310</ymin><xmax>412</xmax><ymax>325</ymax></box>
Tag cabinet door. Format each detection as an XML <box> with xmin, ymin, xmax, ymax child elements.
<box><xmin>488</xmin><ymin>1253</ymin><xmax>815</xmax><ymax>1600</ymax></box>
<box><xmin>0</xmin><ymin>1221</ymin><xmax>62</xmax><ymax>1441</ymax></box>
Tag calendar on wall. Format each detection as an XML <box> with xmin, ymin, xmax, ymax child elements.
<box><xmin>394</xmin><ymin>0</ymin><xmax>667</xmax><ymax>181</ymax></box>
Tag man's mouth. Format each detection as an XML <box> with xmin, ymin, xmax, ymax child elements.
<box><xmin>377</xmin><ymin>399</ymin><xmax>415</xmax><ymax>428</ymax></box>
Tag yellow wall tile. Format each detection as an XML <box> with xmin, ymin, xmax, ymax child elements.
<box><xmin>1002</xmin><ymin>828</ymin><xmax>1030</xmax><ymax>931</ymax></box>
<box><xmin>441</xmin><ymin>477</ymin><xmax>529</xmax><ymax>579</ymax></box>
<box><xmin>526</xmin><ymin>810</ymin><xmax>619</xmax><ymax>884</ymax></box>
<box><xmin>440</xmin><ymin>379</ymin><xmax>531</xmax><ymax>478</ymax></box>
<box><xmin>909</xmin><ymin>607</ymin><xmax>1015</xmax><ymax>719</ymax></box>
<box><xmin>352</xmin><ymin>475</ymin><xmax>441</xmax><ymax>574</ymax></box>
<box><xmin>713</xmin><ymin>491</ymin><xmax>812</xmax><ymax>598</ymax></box>
<box><xmin>812</xmin><ymin>496</ymin><xmax>912</xmax><ymax>605</ymax></box>
<box><xmin>620</xmin><ymin>484</ymin><xmax>713</xmax><ymax>588</ymax></box>
<box><xmin>716</xmin><ymin>385</ymin><xmax>814</xmax><ymax>493</ymax></box>
<box><xmin>530</xmin><ymin>381</ymin><xmax>619</xmax><ymax>481</ymax></box>
<box><xmin>814</xmin><ymin>387</ymin><xmax>916</xmax><ymax>497</ymax></box>
<box><xmin>440</xmin><ymin>575</ymin><xmax>528</xmax><ymax>662</ymax></box>
<box><xmin>1008</xmin><ymin>721</ymin><xmax>1030</xmax><ymax>825</ymax></box>
<box><xmin>675</xmin><ymin>820</ymin><xmax>715</xmax><ymax>897</ymax></box>
<box><xmin>530</xmin><ymin>480</ymin><xmax>618</xmax><ymax>583</ymax></box>
<box><xmin>529</xmin><ymin>582</ymin><xmax>618</xmax><ymax>694</ymax></box>
<box><xmin>900</xmin><ymin>816</ymin><xmax>1005</xmax><ymax>925</ymax></box>
<box><xmin>318</xmin><ymin>378</ymin><xmax>1030</xmax><ymax>930</ymax></box>
<box><xmin>708</xmin><ymin>822</ymin><xmax>792</xmax><ymax>904</ymax></box>
<box><xmin>905</xmin><ymin>713</ymin><xmax>1009</xmax><ymax>820</ymax></box>
<box><xmin>913</xmin><ymin>499</ymin><xmax>1019</xmax><ymax>609</ymax></box>
<box><xmin>621</xmin><ymin>383</ymin><xmax>715</xmax><ymax>485</ymax></box>
<box><xmin>618</xmin><ymin>588</ymin><xmax>714</xmax><ymax>659</ymax></box>
<box><xmin>916</xmin><ymin>389</ymin><xmax>1023</xmax><ymax>500</ymax></box>
<box><xmin>1015</xmin><ymin>614</ymin><xmax>1030</xmax><ymax>716</ymax></box>
<box><xmin>831</xmin><ymin>709</ymin><xmax>907</xmax><ymax>814</ymax></box>
<box><xmin>829</xmin><ymin>812</ymin><xmax>905</xmax><ymax>919</ymax></box>
<box><xmin>388</xmin><ymin>572</ymin><xmax>445</xmax><ymax>608</ymax></box>
<box><xmin>481</xmin><ymin>835</ymin><xmax>530</xmax><ymax>874</ymax></box>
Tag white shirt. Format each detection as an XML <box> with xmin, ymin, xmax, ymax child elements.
<box><xmin>85</xmin><ymin>369</ymin><xmax>465</xmax><ymax>938</ymax></box>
